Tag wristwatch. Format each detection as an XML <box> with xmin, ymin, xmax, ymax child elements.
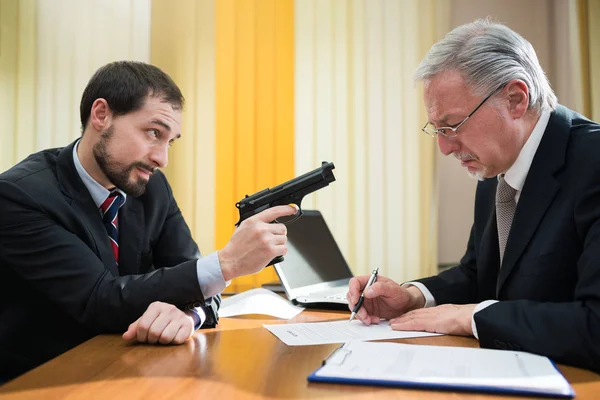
<box><xmin>183</xmin><ymin>294</ymin><xmax>220</xmax><ymax>329</ymax></box>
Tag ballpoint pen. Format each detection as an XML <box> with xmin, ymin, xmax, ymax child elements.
<box><xmin>349</xmin><ymin>267</ymin><xmax>379</xmax><ymax>322</ymax></box>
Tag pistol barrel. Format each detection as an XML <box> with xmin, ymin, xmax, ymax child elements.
<box><xmin>235</xmin><ymin>162</ymin><xmax>335</xmax><ymax>225</ymax></box>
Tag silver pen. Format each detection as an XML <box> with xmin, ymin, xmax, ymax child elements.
<box><xmin>349</xmin><ymin>267</ymin><xmax>379</xmax><ymax>322</ymax></box>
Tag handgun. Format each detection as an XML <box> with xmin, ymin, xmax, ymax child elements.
<box><xmin>235</xmin><ymin>161</ymin><xmax>336</xmax><ymax>266</ymax></box>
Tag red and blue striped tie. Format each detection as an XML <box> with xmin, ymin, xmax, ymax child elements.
<box><xmin>100</xmin><ymin>191</ymin><xmax>125</xmax><ymax>264</ymax></box>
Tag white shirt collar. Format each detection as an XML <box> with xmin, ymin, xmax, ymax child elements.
<box><xmin>72</xmin><ymin>140</ymin><xmax>127</xmax><ymax>208</ymax></box>
<box><xmin>503</xmin><ymin>109</ymin><xmax>552</xmax><ymax>194</ymax></box>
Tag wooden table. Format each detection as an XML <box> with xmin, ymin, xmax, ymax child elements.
<box><xmin>1</xmin><ymin>309</ymin><xmax>599</xmax><ymax>399</ymax></box>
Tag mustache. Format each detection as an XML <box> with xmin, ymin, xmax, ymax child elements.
<box><xmin>452</xmin><ymin>152</ymin><xmax>479</xmax><ymax>162</ymax></box>
<box><xmin>129</xmin><ymin>162</ymin><xmax>157</xmax><ymax>175</ymax></box>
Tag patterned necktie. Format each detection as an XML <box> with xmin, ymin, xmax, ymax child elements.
<box><xmin>496</xmin><ymin>175</ymin><xmax>517</xmax><ymax>265</ymax></box>
<box><xmin>100</xmin><ymin>191</ymin><xmax>125</xmax><ymax>264</ymax></box>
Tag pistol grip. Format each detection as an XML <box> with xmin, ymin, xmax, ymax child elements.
<box><xmin>268</xmin><ymin>255</ymin><xmax>284</xmax><ymax>267</ymax></box>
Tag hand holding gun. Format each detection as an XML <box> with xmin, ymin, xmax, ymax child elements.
<box><xmin>235</xmin><ymin>161</ymin><xmax>336</xmax><ymax>266</ymax></box>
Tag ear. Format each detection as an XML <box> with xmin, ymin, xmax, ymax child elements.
<box><xmin>89</xmin><ymin>99</ymin><xmax>113</xmax><ymax>132</ymax></box>
<box><xmin>504</xmin><ymin>79</ymin><xmax>529</xmax><ymax>119</ymax></box>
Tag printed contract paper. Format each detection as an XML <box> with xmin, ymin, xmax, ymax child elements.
<box><xmin>264</xmin><ymin>320</ymin><xmax>441</xmax><ymax>346</ymax></box>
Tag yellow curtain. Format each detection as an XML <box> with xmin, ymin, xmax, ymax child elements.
<box><xmin>151</xmin><ymin>0</ymin><xmax>217</xmax><ymax>258</ymax></box>
<box><xmin>0</xmin><ymin>0</ymin><xmax>36</xmax><ymax>173</ymax></box>
<box><xmin>152</xmin><ymin>0</ymin><xmax>294</xmax><ymax>293</ymax></box>
<box><xmin>215</xmin><ymin>0</ymin><xmax>295</xmax><ymax>293</ymax></box>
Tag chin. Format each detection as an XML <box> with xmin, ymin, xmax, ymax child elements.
<box><xmin>467</xmin><ymin>169</ymin><xmax>486</xmax><ymax>181</ymax></box>
<box><xmin>122</xmin><ymin>181</ymin><xmax>148</xmax><ymax>198</ymax></box>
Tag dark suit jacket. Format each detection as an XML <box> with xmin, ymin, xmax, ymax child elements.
<box><xmin>0</xmin><ymin>140</ymin><xmax>219</xmax><ymax>380</ymax></box>
<box><xmin>417</xmin><ymin>105</ymin><xmax>600</xmax><ymax>372</ymax></box>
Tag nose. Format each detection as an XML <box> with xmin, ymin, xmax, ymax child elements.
<box><xmin>437</xmin><ymin>135</ymin><xmax>460</xmax><ymax>156</ymax></box>
<box><xmin>149</xmin><ymin>144</ymin><xmax>169</xmax><ymax>168</ymax></box>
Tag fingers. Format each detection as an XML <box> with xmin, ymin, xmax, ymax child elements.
<box><xmin>347</xmin><ymin>274</ymin><xmax>412</xmax><ymax>323</ymax></box>
<box><xmin>133</xmin><ymin>302</ymin><xmax>162</xmax><ymax>343</ymax></box>
<box><xmin>139</xmin><ymin>308</ymin><xmax>171</xmax><ymax>344</ymax></box>
<box><xmin>272</xmin><ymin>244</ymin><xmax>288</xmax><ymax>257</ymax></box>
<box><xmin>390</xmin><ymin>309</ymin><xmax>437</xmax><ymax>333</ymax></box>
<box><xmin>157</xmin><ymin>321</ymin><xmax>179</xmax><ymax>344</ymax></box>
<box><xmin>389</xmin><ymin>305</ymin><xmax>453</xmax><ymax>334</ymax></box>
<box><xmin>268</xmin><ymin>222</ymin><xmax>287</xmax><ymax>236</ymax></box>
<box><xmin>173</xmin><ymin>322</ymin><xmax>194</xmax><ymax>344</ymax></box>
<box><xmin>220</xmin><ymin>207</ymin><xmax>293</xmax><ymax>280</ymax></box>
<box><xmin>347</xmin><ymin>279</ymin><xmax>388</xmax><ymax>307</ymax></box>
<box><xmin>347</xmin><ymin>276</ymin><xmax>372</xmax><ymax>305</ymax></box>
<box><xmin>272</xmin><ymin>233</ymin><xmax>288</xmax><ymax>246</ymax></box>
<box><xmin>356</xmin><ymin>306</ymin><xmax>371</xmax><ymax>325</ymax></box>
<box><xmin>351</xmin><ymin>306</ymin><xmax>382</xmax><ymax>326</ymax></box>
<box><xmin>390</xmin><ymin>304</ymin><xmax>475</xmax><ymax>336</ymax></box>
<box><xmin>122</xmin><ymin>319</ymin><xmax>139</xmax><ymax>341</ymax></box>
<box><xmin>362</xmin><ymin>281</ymin><xmax>392</xmax><ymax>299</ymax></box>
<box><xmin>157</xmin><ymin>319</ymin><xmax>193</xmax><ymax>345</ymax></box>
<box><xmin>252</xmin><ymin>204</ymin><xmax>299</xmax><ymax>223</ymax></box>
<box><xmin>123</xmin><ymin>302</ymin><xmax>195</xmax><ymax>345</ymax></box>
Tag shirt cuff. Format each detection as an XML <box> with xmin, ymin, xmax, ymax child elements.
<box><xmin>402</xmin><ymin>282</ymin><xmax>437</xmax><ymax>308</ymax></box>
<box><xmin>196</xmin><ymin>252</ymin><xmax>227</xmax><ymax>298</ymax></box>
<box><xmin>471</xmin><ymin>300</ymin><xmax>498</xmax><ymax>339</ymax></box>
<box><xmin>185</xmin><ymin>307</ymin><xmax>207</xmax><ymax>330</ymax></box>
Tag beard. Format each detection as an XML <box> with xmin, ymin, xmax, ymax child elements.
<box><xmin>93</xmin><ymin>126</ymin><xmax>156</xmax><ymax>197</ymax></box>
<box><xmin>453</xmin><ymin>152</ymin><xmax>487</xmax><ymax>181</ymax></box>
<box><xmin>467</xmin><ymin>169</ymin><xmax>486</xmax><ymax>181</ymax></box>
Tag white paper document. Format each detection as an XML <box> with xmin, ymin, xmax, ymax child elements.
<box><xmin>263</xmin><ymin>320</ymin><xmax>441</xmax><ymax>346</ymax></box>
<box><xmin>219</xmin><ymin>288</ymin><xmax>304</xmax><ymax>319</ymax></box>
<box><xmin>308</xmin><ymin>341</ymin><xmax>574</xmax><ymax>398</ymax></box>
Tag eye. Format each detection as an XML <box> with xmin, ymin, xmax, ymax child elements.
<box><xmin>438</xmin><ymin>128</ymin><xmax>447</xmax><ymax>135</ymax></box>
<box><xmin>148</xmin><ymin>129</ymin><xmax>159</xmax><ymax>138</ymax></box>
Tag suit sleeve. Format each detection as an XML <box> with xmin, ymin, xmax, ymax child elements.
<box><xmin>474</xmin><ymin>166</ymin><xmax>600</xmax><ymax>373</ymax></box>
<box><xmin>0</xmin><ymin>179</ymin><xmax>204</xmax><ymax>333</ymax></box>
<box><xmin>414</xmin><ymin>225</ymin><xmax>479</xmax><ymax>304</ymax></box>
<box><xmin>151</xmin><ymin>173</ymin><xmax>222</xmax><ymax>325</ymax></box>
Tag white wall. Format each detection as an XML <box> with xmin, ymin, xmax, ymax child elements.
<box><xmin>437</xmin><ymin>0</ymin><xmax>581</xmax><ymax>264</ymax></box>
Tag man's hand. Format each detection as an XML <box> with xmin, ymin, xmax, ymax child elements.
<box><xmin>346</xmin><ymin>275</ymin><xmax>426</xmax><ymax>325</ymax></box>
<box><xmin>218</xmin><ymin>205</ymin><xmax>298</xmax><ymax>281</ymax></box>
<box><xmin>122</xmin><ymin>301</ymin><xmax>194</xmax><ymax>345</ymax></box>
<box><xmin>389</xmin><ymin>304</ymin><xmax>477</xmax><ymax>336</ymax></box>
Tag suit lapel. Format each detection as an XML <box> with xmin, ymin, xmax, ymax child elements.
<box><xmin>118</xmin><ymin>197</ymin><xmax>145</xmax><ymax>276</ymax></box>
<box><xmin>496</xmin><ymin>107</ymin><xmax>571</xmax><ymax>295</ymax></box>
<box><xmin>71</xmin><ymin>198</ymin><xmax>120</xmax><ymax>276</ymax></box>
<box><xmin>479</xmin><ymin>204</ymin><xmax>500</xmax><ymax>300</ymax></box>
<box><xmin>56</xmin><ymin>140</ymin><xmax>120</xmax><ymax>276</ymax></box>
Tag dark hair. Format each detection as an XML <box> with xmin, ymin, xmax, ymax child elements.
<box><xmin>80</xmin><ymin>61</ymin><xmax>185</xmax><ymax>131</ymax></box>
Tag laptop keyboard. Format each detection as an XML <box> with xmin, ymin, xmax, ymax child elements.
<box><xmin>324</xmin><ymin>292</ymin><xmax>347</xmax><ymax>300</ymax></box>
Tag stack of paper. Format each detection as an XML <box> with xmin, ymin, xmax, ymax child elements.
<box><xmin>308</xmin><ymin>341</ymin><xmax>574</xmax><ymax>398</ymax></box>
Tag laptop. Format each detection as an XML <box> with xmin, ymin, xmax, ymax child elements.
<box><xmin>273</xmin><ymin>210</ymin><xmax>353</xmax><ymax>309</ymax></box>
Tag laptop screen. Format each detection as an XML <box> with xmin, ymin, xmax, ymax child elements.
<box><xmin>276</xmin><ymin>210</ymin><xmax>353</xmax><ymax>290</ymax></box>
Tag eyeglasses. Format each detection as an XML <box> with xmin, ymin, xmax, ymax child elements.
<box><xmin>421</xmin><ymin>87</ymin><xmax>501</xmax><ymax>138</ymax></box>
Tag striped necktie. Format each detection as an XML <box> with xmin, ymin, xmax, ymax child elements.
<box><xmin>100</xmin><ymin>191</ymin><xmax>125</xmax><ymax>264</ymax></box>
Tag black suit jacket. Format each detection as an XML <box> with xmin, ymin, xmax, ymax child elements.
<box><xmin>417</xmin><ymin>105</ymin><xmax>600</xmax><ymax>372</ymax></box>
<box><xmin>0</xmin><ymin>141</ymin><xmax>219</xmax><ymax>380</ymax></box>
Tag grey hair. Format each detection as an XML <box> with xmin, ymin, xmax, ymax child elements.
<box><xmin>414</xmin><ymin>18</ymin><xmax>557</xmax><ymax>112</ymax></box>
